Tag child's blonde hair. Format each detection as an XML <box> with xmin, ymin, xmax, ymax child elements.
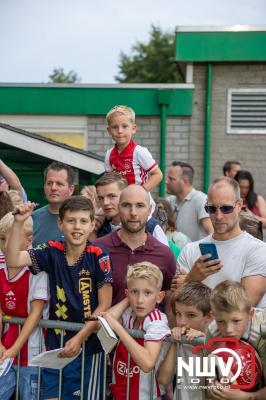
<box><xmin>8</xmin><ymin>190</ymin><xmax>23</xmax><ymax>207</ymax></box>
<box><xmin>211</xmin><ymin>280</ymin><xmax>251</xmax><ymax>314</ymax></box>
<box><xmin>126</xmin><ymin>261</ymin><xmax>163</xmax><ymax>290</ymax></box>
<box><xmin>80</xmin><ymin>185</ymin><xmax>99</xmax><ymax>208</ymax></box>
<box><xmin>106</xmin><ymin>105</ymin><xmax>135</xmax><ymax>125</ymax></box>
<box><xmin>0</xmin><ymin>212</ymin><xmax>33</xmax><ymax>236</ymax></box>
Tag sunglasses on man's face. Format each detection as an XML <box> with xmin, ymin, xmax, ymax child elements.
<box><xmin>204</xmin><ymin>204</ymin><xmax>237</xmax><ymax>214</ymax></box>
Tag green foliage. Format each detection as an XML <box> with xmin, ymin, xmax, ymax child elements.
<box><xmin>115</xmin><ymin>25</ymin><xmax>182</xmax><ymax>83</ymax></box>
<box><xmin>48</xmin><ymin>68</ymin><xmax>81</xmax><ymax>83</ymax></box>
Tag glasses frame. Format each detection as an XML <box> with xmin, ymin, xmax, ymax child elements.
<box><xmin>204</xmin><ymin>202</ymin><xmax>238</xmax><ymax>215</ymax></box>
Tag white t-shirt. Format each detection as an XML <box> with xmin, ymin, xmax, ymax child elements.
<box><xmin>177</xmin><ymin>232</ymin><xmax>266</xmax><ymax>308</ymax></box>
<box><xmin>152</xmin><ymin>224</ymin><xmax>169</xmax><ymax>247</ymax></box>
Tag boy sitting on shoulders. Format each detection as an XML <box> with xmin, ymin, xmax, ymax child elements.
<box><xmin>105</xmin><ymin>105</ymin><xmax>163</xmax><ymax>192</ymax></box>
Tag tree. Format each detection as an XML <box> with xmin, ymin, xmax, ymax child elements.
<box><xmin>48</xmin><ymin>68</ymin><xmax>81</xmax><ymax>83</ymax></box>
<box><xmin>115</xmin><ymin>25</ymin><xmax>182</xmax><ymax>83</ymax></box>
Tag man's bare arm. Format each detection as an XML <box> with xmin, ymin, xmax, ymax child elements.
<box><xmin>241</xmin><ymin>275</ymin><xmax>266</xmax><ymax>306</ymax></box>
<box><xmin>0</xmin><ymin>159</ymin><xmax>24</xmax><ymax>195</ymax></box>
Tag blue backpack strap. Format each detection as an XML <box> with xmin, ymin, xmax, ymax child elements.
<box><xmin>146</xmin><ymin>217</ymin><xmax>160</xmax><ymax>234</ymax></box>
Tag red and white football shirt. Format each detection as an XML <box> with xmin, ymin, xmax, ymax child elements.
<box><xmin>0</xmin><ymin>251</ymin><xmax>5</xmax><ymax>267</ymax></box>
<box><xmin>104</xmin><ymin>140</ymin><xmax>158</xmax><ymax>186</ymax></box>
<box><xmin>110</xmin><ymin>307</ymin><xmax>171</xmax><ymax>400</ymax></box>
<box><xmin>0</xmin><ymin>266</ymin><xmax>49</xmax><ymax>366</ymax></box>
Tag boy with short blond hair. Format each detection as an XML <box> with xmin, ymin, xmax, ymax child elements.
<box><xmin>207</xmin><ymin>280</ymin><xmax>266</xmax><ymax>399</ymax></box>
<box><xmin>106</xmin><ymin>105</ymin><xmax>136</xmax><ymax>125</ymax></box>
<box><xmin>0</xmin><ymin>212</ymin><xmax>49</xmax><ymax>400</ymax></box>
<box><xmin>104</xmin><ymin>105</ymin><xmax>163</xmax><ymax>193</ymax></box>
<box><xmin>102</xmin><ymin>261</ymin><xmax>171</xmax><ymax>400</ymax></box>
<box><xmin>158</xmin><ymin>282</ymin><xmax>212</xmax><ymax>400</ymax></box>
<box><xmin>5</xmin><ymin>196</ymin><xmax>113</xmax><ymax>400</ymax></box>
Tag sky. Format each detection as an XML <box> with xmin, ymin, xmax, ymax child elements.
<box><xmin>1</xmin><ymin>0</ymin><xmax>266</xmax><ymax>84</ymax></box>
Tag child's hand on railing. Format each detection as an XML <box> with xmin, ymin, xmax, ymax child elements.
<box><xmin>100</xmin><ymin>312</ymin><xmax>121</xmax><ymax>332</ymax></box>
<box><xmin>171</xmin><ymin>326</ymin><xmax>187</xmax><ymax>340</ymax></box>
<box><xmin>171</xmin><ymin>327</ymin><xmax>205</xmax><ymax>342</ymax></box>
<box><xmin>185</xmin><ymin>328</ymin><xmax>205</xmax><ymax>341</ymax></box>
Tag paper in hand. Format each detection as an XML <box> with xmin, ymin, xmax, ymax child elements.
<box><xmin>97</xmin><ymin>316</ymin><xmax>118</xmax><ymax>354</ymax></box>
<box><xmin>29</xmin><ymin>348</ymin><xmax>81</xmax><ymax>369</ymax></box>
<box><xmin>0</xmin><ymin>358</ymin><xmax>14</xmax><ymax>377</ymax></box>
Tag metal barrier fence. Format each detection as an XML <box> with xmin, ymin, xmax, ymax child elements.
<box><xmin>2</xmin><ymin>316</ymin><xmax>266</xmax><ymax>400</ymax></box>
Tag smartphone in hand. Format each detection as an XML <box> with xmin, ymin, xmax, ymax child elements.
<box><xmin>199</xmin><ymin>243</ymin><xmax>219</xmax><ymax>263</ymax></box>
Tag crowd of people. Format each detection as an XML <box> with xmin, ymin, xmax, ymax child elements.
<box><xmin>0</xmin><ymin>105</ymin><xmax>265</xmax><ymax>400</ymax></box>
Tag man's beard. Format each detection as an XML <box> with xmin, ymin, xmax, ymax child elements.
<box><xmin>120</xmin><ymin>219</ymin><xmax>147</xmax><ymax>234</ymax></box>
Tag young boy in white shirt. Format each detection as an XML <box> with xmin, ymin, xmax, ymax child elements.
<box><xmin>101</xmin><ymin>261</ymin><xmax>170</xmax><ymax>400</ymax></box>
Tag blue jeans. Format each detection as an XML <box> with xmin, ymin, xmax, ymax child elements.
<box><xmin>41</xmin><ymin>352</ymin><xmax>104</xmax><ymax>400</ymax></box>
<box><xmin>0</xmin><ymin>365</ymin><xmax>39</xmax><ymax>400</ymax></box>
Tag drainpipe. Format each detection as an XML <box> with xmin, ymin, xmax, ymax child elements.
<box><xmin>204</xmin><ymin>63</ymin><xmax>213</xmax><ymax>193</ymax></box>
<box><xmin>157</xmin><ymin>90</ymin><xmax>173</xmax><ymax>197</ymax></box>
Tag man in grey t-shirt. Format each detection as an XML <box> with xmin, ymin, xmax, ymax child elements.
<box><xmin>174</xmin><ymin>177</ymin><xmax>266</xmax><ymax>308</ymax></box>
<box><xmin>166</xmin><ymin>161</ymin><xmax>213</xmax><ymax>241</ymax></box>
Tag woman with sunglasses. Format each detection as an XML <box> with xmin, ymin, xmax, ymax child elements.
<box><xmin>234</xmin><ymin>170</ymin><xmax>266</xmax><ymax>228</ymax></box>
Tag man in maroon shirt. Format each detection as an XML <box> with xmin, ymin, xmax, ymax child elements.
<box><xmin>94</xmin><ymin>184</ymin><xmax>176</xmax><ymax>307</ymax></box>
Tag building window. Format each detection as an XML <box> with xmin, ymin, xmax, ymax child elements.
<box><xmin>227</xmin><ymin>89</ymin><xmax>266</xmax><ymax>134</ymax></box>
<box><xmin>0</xmin><ymin>115</ymin><xmax>88</xmax><ymax>149</ymax></box>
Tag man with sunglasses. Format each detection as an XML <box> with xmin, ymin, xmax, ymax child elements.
<box><xmin>174</xmin><ymin>177</ymin><xmax>266</xmax><ymax>308</ymax></box>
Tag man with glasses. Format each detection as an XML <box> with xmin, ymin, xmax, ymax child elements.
<box><xmin>174</xmin><ymin>177</ymin><xmax>266</xmax><ymax>308</ymax></box>
<box><xmin>166</xmin><ymin>161</ymin><xmax>213</xmax><ymax>241</ymax></box>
